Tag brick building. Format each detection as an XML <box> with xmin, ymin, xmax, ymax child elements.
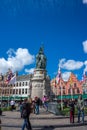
<box><xmin>50</xmin><ymin>72</ymin><xmax>83</xmax><ymax>98</ymax></box>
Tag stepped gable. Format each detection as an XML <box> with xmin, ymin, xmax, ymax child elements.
<box><xmin>68</xmin><ymin>72</ymin><xmax>79</xmax><ymax>83</ymax></box>
<box><xmin>16</xmin><ymin>74</ymin><xmax>33</xmax><ymax>81</ymax></box>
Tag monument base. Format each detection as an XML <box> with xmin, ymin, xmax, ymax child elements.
<box><xmin>31</xmin><ymin>69</ymin><xmax>50</xmax><ymax>99</ymax></box>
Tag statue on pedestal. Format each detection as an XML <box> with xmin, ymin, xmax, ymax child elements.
<box><xmin>36</xmin><ymin>46</ymin><xmax>47</xmax><ymax>69</ymax></box>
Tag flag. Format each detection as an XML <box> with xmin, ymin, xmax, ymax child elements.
<box><xmin>8</xmin><ymin>73</ymin><xmax>16</xmax><ymax>85</ymax></box>
<box><xmin>54</xmin><ymin>79</ymin><xmax>56</xmax><ymax>87</ymax></box>
<box><xmin>5</xmin><ymin>70</ymin><xmax>13</xmax><ymax>84</ymax></box>
<box><xmin>56</xmin><ymin>67</ymin><xmax>61</xmax><ymax>84</ymax></box>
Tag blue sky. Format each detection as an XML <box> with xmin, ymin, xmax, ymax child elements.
<box><xmin>0</xmin><ymin>0</ymin><xmax>87</xmax><ymax>81</ymax></box>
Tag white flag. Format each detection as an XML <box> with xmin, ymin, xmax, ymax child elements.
<box><xmin>8</xmin><ymin>74</ymin><xmax>16</xmax><ymax>85</ymax></box>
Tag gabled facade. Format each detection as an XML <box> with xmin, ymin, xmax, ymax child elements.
<box><xmin>50</xmin><ymin>72</ymin><xmax>83</xmax><ymax>97</ymax></box>
<box><xmin>66</xmin><ymin>73</ymin><xmax>82</xmax><ymax>95</ymax></box>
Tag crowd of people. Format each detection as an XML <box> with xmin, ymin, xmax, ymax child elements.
<box><xmin>8</xmin><ymin>95</ymin><xmax>85</xmax><ymax>130</ymax></box>
<box><xmin>18</xmin><ymin>95</ymin><xmax>49</xmax><ymax>130</ymax></box>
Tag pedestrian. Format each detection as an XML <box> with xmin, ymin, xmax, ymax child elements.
<box><xmin>10</xmin><ymin>100</ymin><xmax>15</xmax><ymax>111</ymax></box>
<box><xmin>77</xmin><ymin>95</ymin><xmax>84</xmax><ymax>123</ymax></box>
<box><xmin>42</xmin><ymin>95</ymin><xmax>49</xmax><ymax>111</ymax></box>
<box><xmin>34</xmin><ymin>97</ymin><xmax>40</xmax><ymax>114</ymax></box>
<box><xmin>69</xmin><ymin>99</ymin><xmax>75</xmax><ymax>123</ymax></box>
<box><xmin>21</xmin><ymin>98</ymin><xmax>32</xmax><ymax>130</ymax></box>
<box><xmin>32</xmin><ymin>99</ymin><xmax>36</xmax><ymax>114</ymax></box>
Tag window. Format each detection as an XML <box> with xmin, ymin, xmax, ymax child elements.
<box><xmin>16</xmin><ymin>89</ymin><xmax>18</xmax><ymax>94</ymax></box>
<box><xmin>10</xmin><ymin>89</ymin><xmax>12</xmax><ymax>94</ymax></box>
<box><xmin>25</xmin><ymin>88</ymin><xmax>27</xmax><ymax>94</ymax></box>
<box><xmin>13</xmin><ymin>89</ymin><xmax>15</xmax><ymax>94</ymax></box>
<box><xmin>16</xmin><ymin>83</ymin><xmax>18</xmax><ymax>87</ymax></box>
<box><xmin>26</xmin><ymin>82</ymin><xmax>27</xmax><ymax>86</ymax></box>
<box><xmin>6</xmin><ymin>89</ymin><xmax>9</xmax><ymax>95</ymax></box>
<box><xmin>63</xmin><ymin>86</ymin><xmax>65</xmax><ymax>89</ymax></box>
<box><xmin>77</xmin><ymin>88</ymin><xmax>80</xmax><ymax>94</ymax></box>
<box><xmin>63</xmin><ymin>91</ymin><xmax>65</xmax><ymax>95</ymax></box>
<box><xmin>22</xmin><ymin>89</ymin><xmax>24</xmax><ymax>94</ymax></box>
<box><xmin>19</xmin><ymin>82</ymin><xmax>21</xmax><ymax>86</ymax></box>
<box><xmin>19</xmin><ymin>89</ymin><xmax>21</xmax><ymax>94</ymax></box>
<box><xmin>22</xmin><ymin>82</ymin><xmax>24</xmax><ymax>86</ymax></box>
<box><xmin>74</xmin><ymin>83</ymin><xmax>77</xmax><ymax>87</ymax></box>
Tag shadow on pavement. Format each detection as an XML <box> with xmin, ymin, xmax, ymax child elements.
<box><xmin>40</xmin><ymin>125</ymin><xmax>55</xmax><ymax>130</ymax></box>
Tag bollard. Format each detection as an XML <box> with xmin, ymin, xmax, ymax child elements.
<box><xmin>0</xmin><ymin>119</ymin><xmax>1</xmax><ymax>130</ymax></box>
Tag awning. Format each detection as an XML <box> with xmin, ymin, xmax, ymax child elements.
<box><xmin>57</xmin><ymin>94</ymin><xmax>82</xmax><ymax>100</ymax></box>
<box><xmin>0</xmin><ymin>96</ymin><xmax>28</xmax><ymax>100</ymax></box>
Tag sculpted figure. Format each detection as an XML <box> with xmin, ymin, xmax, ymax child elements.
<box><xmin>36</xmin><ymin>47</ymin><xmax>47</xmax><ymax>69</ymax></box>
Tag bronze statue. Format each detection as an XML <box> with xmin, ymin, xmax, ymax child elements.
<box><xmin>36</xmin><ymin>46</ymin><xmax>47</xmax><ymax>69</ymax></box>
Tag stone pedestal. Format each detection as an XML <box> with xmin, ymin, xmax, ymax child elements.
<box><xmin>31</xmin><ymin>69</ymin><xmax>50</xmax><ymax>99</ymax></box>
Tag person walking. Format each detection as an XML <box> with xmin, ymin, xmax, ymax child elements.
<box><xmin>69</xmin><ymin>99</ymin><xmax>75</xmax><ymax>123</ymax></box>
<box><xmin>21</xmin><ymin>98</ymin><xmax>32</xmax><ymax>130</ymax></box>
<box><xmin>77</xmin><ymin>95</ymin><xmax>84</xmax><ymax>123</ymax></box>
<box><xmin>10</xmin><ymin>100</ymin><xmax>15</xmax><ymax>111</ymax></box>
<box><xmin>42</xmin><ymin>95</ymin><xmax>49</xmax><ymax>111</ymax></box>
<box><xmin>34</xmin><ymin>97</ymin><xmax>40</xmax><ymax>114</ymax></box>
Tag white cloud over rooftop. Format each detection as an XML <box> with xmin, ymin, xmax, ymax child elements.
<box><xmin>0</xmin><ymin>48</ymin><xmax>35</xmax><ymax>74</ymax></box>
<box><xmin>59</xmin><ymin>59</ymin><xmax>83</xmax><ymax>70</ymax></box>
<box><xmin>25</xmin><ymin>68</ymin><xmax>35</xmax><ymax>74</ymax></box>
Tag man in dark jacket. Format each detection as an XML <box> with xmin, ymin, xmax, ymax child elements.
<box><xmin>69</xmin><ymin>99</ymin><xmax>75</xmax><ymax>123</ymax></box>
<box><xmin>22</xmin><ymin>98</ymin><xmax>32</xmax><ymax>130</ymax></box>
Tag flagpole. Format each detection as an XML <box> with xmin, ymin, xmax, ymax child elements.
<box><xmin>60</xmin><ymin>79</ymin><xmax>63</xmax><ymax>110</ymax></box>
<box><xmin>71</xmin><ymin>86</ymin><xmax>73</xmax><ymax>100</ymax></box>
<box><xmin>1</xmin><ymin>84</ymin><xmax>3</xmax><ymax>108</ymax></box>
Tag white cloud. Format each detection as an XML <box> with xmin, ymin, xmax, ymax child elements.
<box><xmin>84</xmin><ymin>60</ymin><xmax>87</xmax><ymax>72</ymax></box>
<box><xmin>83</xmin><ymin>0</ymin><xmax>87</xmax><ymax>4</ymax></box>
<box><xmin>59</xmin><ymin>59</ymin><xmax>83</xmax><ymax>70</ymax></box>
<box><xmin>62</xmin><ymin>72</ymin><xmax>71</xmax><ymax>81</ymax></box>
<box><xmin>25</xmin><ymin>68</ymin><xmax>35</xmax><ymax>74</ymax></box>
<box><xmin>0</xmin><ymin>48</ymin><xmax>35</xmax><ymax>74</ymax></box>
<box><xmin>82</xmin><ymin>40</ymin><xmax>87</xmax><ymax>53</ymax></box>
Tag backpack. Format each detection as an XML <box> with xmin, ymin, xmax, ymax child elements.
<box><xmin>22</xmin><ymin>109</ymin><xmax>27</xmax><ymax>118</ymax></box>
<box><xmin>22</xmin><ymin>103</ymin><xmax>28</xmax><ymax>118</ymax></box>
